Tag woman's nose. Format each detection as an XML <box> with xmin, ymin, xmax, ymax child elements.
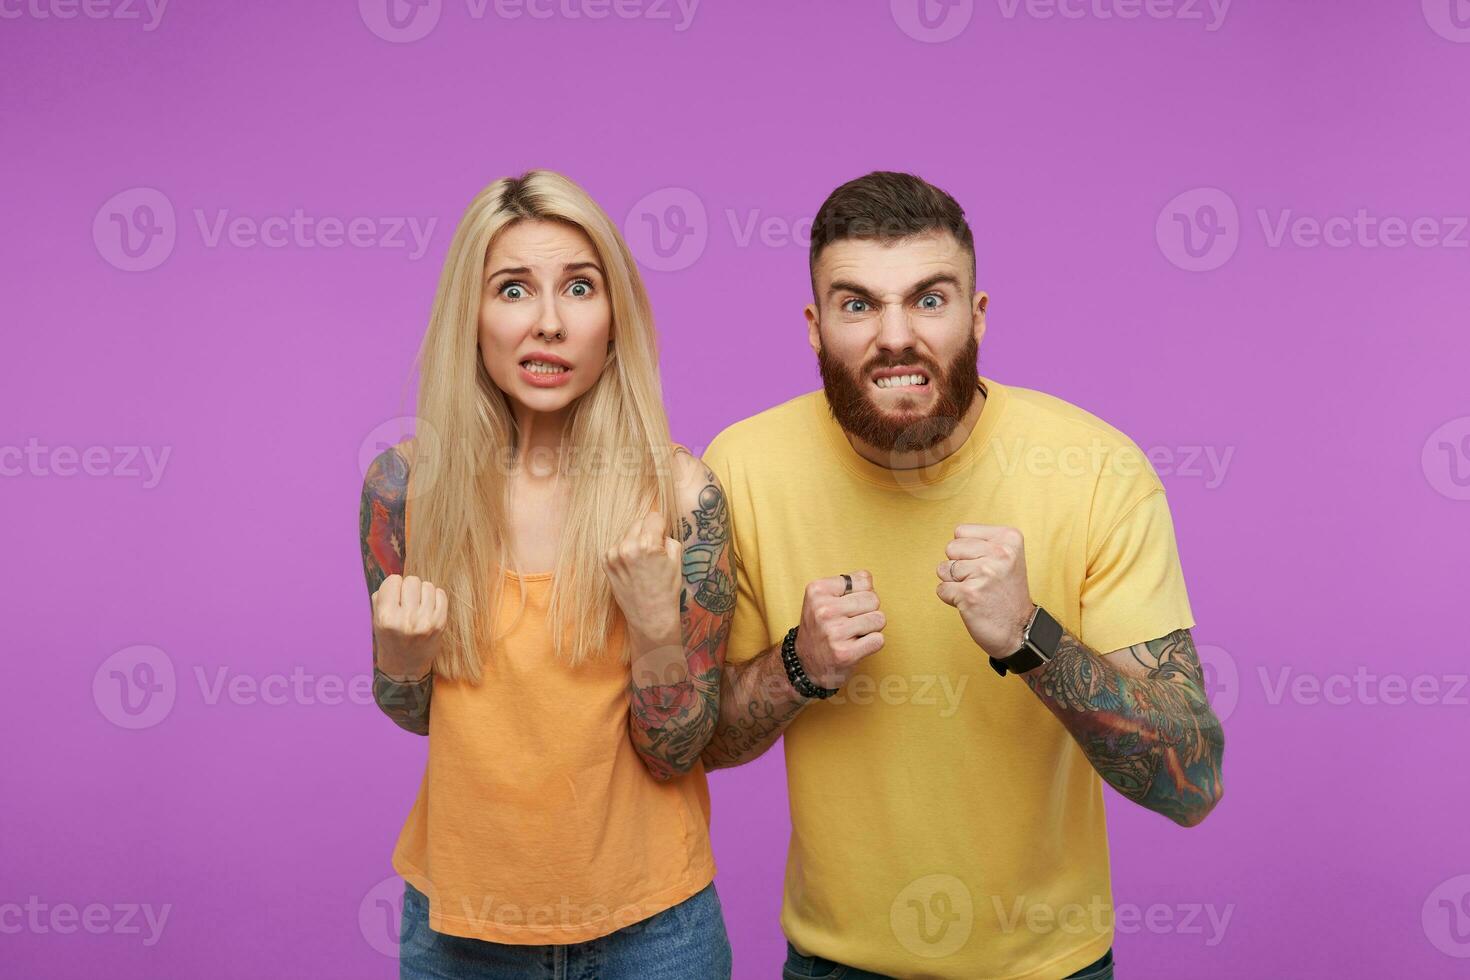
<box><xmin>533</xmin><ymin>298</ymin><xmax>564</xmax><ymax>340</ymax></box>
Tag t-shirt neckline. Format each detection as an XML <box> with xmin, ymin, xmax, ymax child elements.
<box><xmin>504</xmin><ymin>568</ymin><xmax>553</xmax><ymax>582</ymax></box>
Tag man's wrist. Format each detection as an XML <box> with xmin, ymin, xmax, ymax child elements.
<box><xmin>1005</xmin><ymin>603</ymin><xmax>1039</xmax><ymax>656</ymax></box>
<box><xmin>989</xmin><ymin>605</ymin><xmax>1064</xmax><ymax>678</ymax></box>
<box><xmin>781</xmin><ymin>626</ymin><xmax>839</xmax><ymax>700</ymax></box>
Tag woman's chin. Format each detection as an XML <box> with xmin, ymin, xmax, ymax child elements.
<box><xmin>507</xmin><ymin>382</ymin><xmax>585</xmax><ymax>417</ymax></box>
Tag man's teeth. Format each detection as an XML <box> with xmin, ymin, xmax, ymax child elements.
<box><xmin>522</xmin><ymin>361</ymin><xmax>568</xmax><ymax>374</ymax></box>
<box><xmin>874</xmin><ymin>374</ymin><xmax>927</xmax><ymax>389</ymax></box>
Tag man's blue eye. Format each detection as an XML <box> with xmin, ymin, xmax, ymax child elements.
<box><xmin>844</xmin><ymin>299</ymin><xmax>869</xmax><ymax>313</ymax></box>
<box><xmin>919</xmin><ymin>294</ymin><xmax>942</xmax><ymax>310</ymax></box>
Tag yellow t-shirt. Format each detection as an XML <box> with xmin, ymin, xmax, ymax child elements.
<box><xmin>702</xmin><ymin>377</ymin><xmax>1194</xmax><ymax>980</ymax></box>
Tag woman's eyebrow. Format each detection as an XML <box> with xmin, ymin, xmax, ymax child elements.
<box><xmin>486</xmin><ymin>261</ymin><xmax>603</xmax><ymax>282</ymax></box>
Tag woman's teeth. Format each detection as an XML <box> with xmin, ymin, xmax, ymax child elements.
<box><xmin>522</xmin><ymin>361</ymin><xmax>568</xmax><ymax>375</ymax></box>
<box><xmin>875</xmin><ymin>374</ymin><xmax>927</xmax><ymax>389</ymax></box>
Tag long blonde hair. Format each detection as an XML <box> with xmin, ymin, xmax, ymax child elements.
<box><xmin>403</xmin><ymin>171</ymin><xmax>679</xmax><ymax>680</ymax></box>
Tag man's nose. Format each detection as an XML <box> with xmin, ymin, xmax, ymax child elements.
<box><xmin>875</xmin><ymin>304</ymin><xmax>918</xmax><ymax>354</ymax></box>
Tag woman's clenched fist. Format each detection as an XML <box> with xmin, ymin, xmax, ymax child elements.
<box><xmin>603</xmin><ymin>510</ymin><xmax>683</xmax><ymax>642</ymax></box>
<box><xmin>373</xmin><ymin>574</ymin><xmax>448</xmax><ymax>681</ymax></box>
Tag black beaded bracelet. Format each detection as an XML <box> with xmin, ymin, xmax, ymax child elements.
<box><xmin>781</xmin><ymin>626</ymin><xmax>839</xmax><ymax>700</ymax></box>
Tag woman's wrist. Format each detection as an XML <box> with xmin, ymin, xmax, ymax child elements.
<box><xmin>378</xmin><ymin>664</ymin><xmax>433</xmax><ymax>684</ymax></box>
<box><xmin>622</xmin><ymin>596</ymin><xmax>681</xmax><ymax>648</ymax></box>
<box><xmin>375</xmin><ymin>645</ymin><xmax>435</xmax><ymax>683</ymax></box>
<box><xmin>626</xmin><ymin>621</ymin><xmax>682</xmax><ymax>660</ymax></box>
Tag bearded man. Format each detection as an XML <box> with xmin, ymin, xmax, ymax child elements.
<box><xmin>701</xmin><ymin>171</ymin><xmax>1225</xmax><ymax>980</ymax></box>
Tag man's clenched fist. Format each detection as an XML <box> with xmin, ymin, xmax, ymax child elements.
<box><xmin>373</xmin><ymin>574</ymin><xmax>448</xmax><ymax>680</ymax></box>
<box><xmin>935</xmin><ymin>525</ymin><xmax>1035</xmax><ymax>659</ymax></box>
<box><xmin>794</xmin><ymin>570</ymin><xmax>886</xmax><ymax>691</ymax></box>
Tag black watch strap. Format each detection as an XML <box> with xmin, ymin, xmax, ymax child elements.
<box><xmin>781</xmin><ymin>626</ymin><xmax>839</xmax><ymax>699</ymax></box>
<box><xmin>989</xmin><ymin>606</ymin><xmax>1064</xmax><ymax>677</ymax></box>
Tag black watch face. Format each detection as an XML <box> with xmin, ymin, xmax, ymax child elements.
<box><xmin>1030</xmin><ymin>607</ymin><xmax>1065</xmax><ymax>658</ymax></box>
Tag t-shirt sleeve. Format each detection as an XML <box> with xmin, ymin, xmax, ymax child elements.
<box><xmin>1078</xmin><ymin>481</ymin><xmax>1196</xmax><ymax>655</ymax></box>
<box><xmin>702</xmin><ymin>429</ymin><xmax>771</xmax><ymax>665</ymax></box>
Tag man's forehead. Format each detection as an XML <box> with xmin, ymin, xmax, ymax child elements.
<box><xmin>816</xmin><ymin>231</ymin><xmax>968</xmax><ymax>292</ymax></box>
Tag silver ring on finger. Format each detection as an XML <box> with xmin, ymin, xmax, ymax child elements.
<box><xmin>949</xmin><ymin>559</ymin><xmax>959</xmax><ymax>581</ymax></box>
<box><xmin>841</xmin><ymin>573</ymin><xmax>853</xmax><ymax>596</ymax></box>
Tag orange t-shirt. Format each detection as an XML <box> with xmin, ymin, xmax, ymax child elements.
<box><xmin>391</xmin><ymin>567</ymin><xmax>717</xmax><ymax>944</ymax></box>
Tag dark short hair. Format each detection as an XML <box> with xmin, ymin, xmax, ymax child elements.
<box><xmin>809</xmin><ymin>171</ymin><xmax>975</xmax><ymax>291</ymax></box>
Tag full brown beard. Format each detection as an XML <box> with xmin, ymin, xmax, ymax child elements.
<box><xmin>817</xmin><ymin>333</ymin><xmax>979</xmax><ymax>453</ymax></box>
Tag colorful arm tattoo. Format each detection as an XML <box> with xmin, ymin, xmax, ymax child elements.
<box><xmin>626</xmin><ymin>452</ymin><xmax>733</xmax><ymax>780</ymax></box>
<box><xmin>699</xmin><ymin>642</ymin><xmax>809</xmax><ymax>771</ymax></box>
<box><xmin>359</xmin><ymin>445</ymin><xmax>432</xmax><ymax>736</ymax></box>
<box><xmin>1024</xmin><ymin>628</ymin><xmax>1225</xmax><ymax>826</ymax></box>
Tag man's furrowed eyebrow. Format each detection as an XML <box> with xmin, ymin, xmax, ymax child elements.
<box><xmin>904</xmin><ymin>273</ymin><xmax>963</xmax><ymax>297</ymax></box>
<box><xmin>826</xmin><ymin>273</ymin><xmax>963</xmax><ymax>302</ymax></box>
<box><xmin>827</xmin><ymin>279</ymin><xmax>878</xmax><ymax>300</ymax></box>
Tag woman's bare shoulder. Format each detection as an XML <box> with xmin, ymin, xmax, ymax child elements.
<box><xmin>669</xmin><ymin>444</ymin><xmax>723</xmax><ymax>512</ymax></box>
<box><xmin>362</xmin><ymin>438</ymin><xmax>414</xmax><ymax>501</ymax></box>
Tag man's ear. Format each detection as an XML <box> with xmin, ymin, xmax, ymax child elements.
<box><xmin>804</xmin><ymin>301</ymin><xmax>822</xmax><ymax>355</ymax></box>
<box><xmin>972</xmin><ymin>290</ymin><xmax>989</xmax><ymax>346</ymax></box>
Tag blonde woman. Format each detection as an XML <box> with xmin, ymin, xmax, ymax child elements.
<box><xmin>358</xmin><ymin>171</ymin><xmax>734</xmax><ymax>979</ymax></box>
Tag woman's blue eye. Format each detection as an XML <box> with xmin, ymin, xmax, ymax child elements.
<box><xmin>500</xmin><ymin>282</ymin><xmax>526</xmax><ymax>300</ymax></box>
<box><xmin>918</xmin><ymin>293</ymin><xmax>942</xmax><ymax>310</ymax></box>
<box><xmin>568</xmin><ymin>279</ymin><xmax>593</xmax><ymax>297</ymax></box>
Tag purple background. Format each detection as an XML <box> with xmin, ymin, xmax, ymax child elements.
<box><xmin>4</xmin><ymin>0</ymin><xmax>1469</xmax><ymax>977</ymax></box>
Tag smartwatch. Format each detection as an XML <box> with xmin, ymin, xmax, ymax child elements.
<box><xmin>988</xmin><ymin>605</ymin><xmax>1064</xmax><ymax>677</ymax></box>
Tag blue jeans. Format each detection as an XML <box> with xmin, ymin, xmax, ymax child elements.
<box><xmin>398</xmin><ymin>879</ymin><xmax>732</xmax><ymax>980</ymax></box>
<box><xmin>781</xmin><ymin>941</ymin><xmax>1114</xmax><ymax>979</ymax></box>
